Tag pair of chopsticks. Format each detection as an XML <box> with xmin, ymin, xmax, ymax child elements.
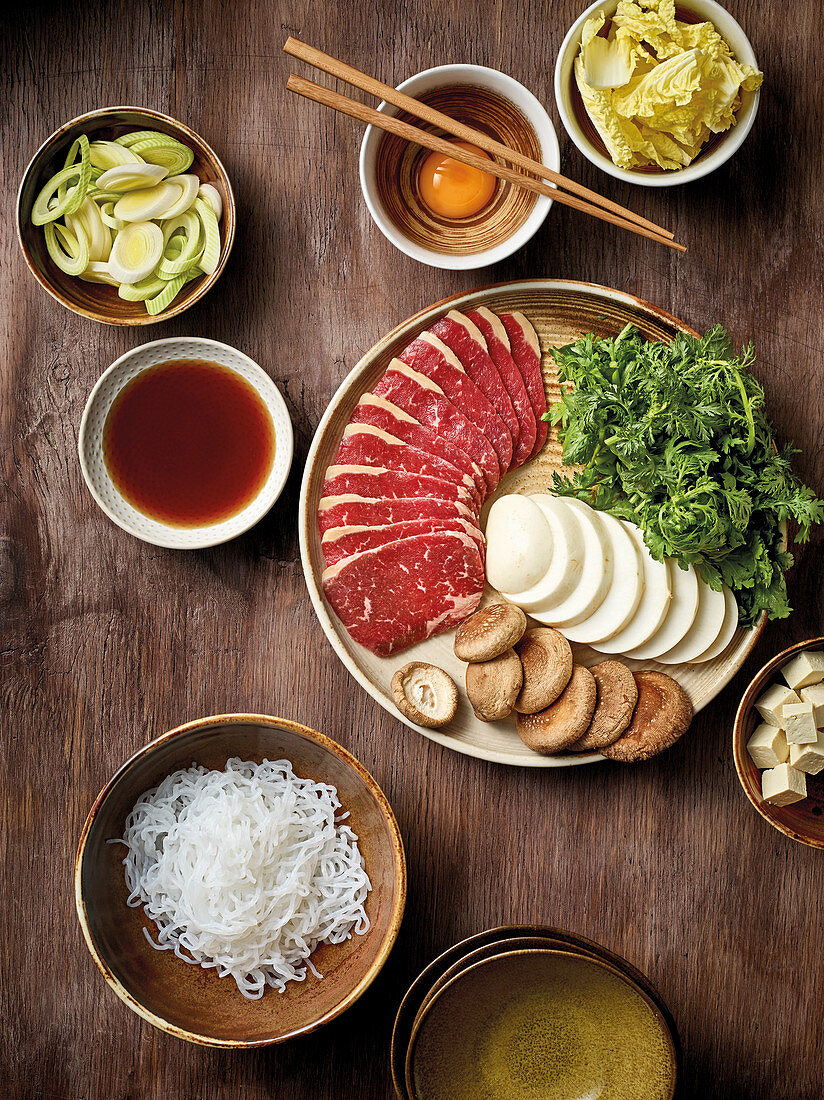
<box><xmin>283</xmin><ymin>37</ymin><xmax>685</xmax><ymax>253</ymax></box>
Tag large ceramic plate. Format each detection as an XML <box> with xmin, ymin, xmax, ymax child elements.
<box><xmin>299</xmin><ymin>280</ymin><xmax>764</xmax><ymax>767</ymax></box>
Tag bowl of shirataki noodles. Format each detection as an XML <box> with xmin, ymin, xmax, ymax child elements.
<box><xmin>74</xmin><ymin>714</ymin><xmax>406</xmax><ymax>1047</ymax></box>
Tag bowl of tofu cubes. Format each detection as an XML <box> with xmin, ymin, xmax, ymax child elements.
<box><xmin>734</xmin><ymin>637</ymin><xmax>824</xmax><ymax>848</ymax></box>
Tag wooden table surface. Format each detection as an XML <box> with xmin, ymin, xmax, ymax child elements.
<box><xmin>2</xmin><ymin>1</ymin><xmax>823</xmax><ymax>1097</ymax></box>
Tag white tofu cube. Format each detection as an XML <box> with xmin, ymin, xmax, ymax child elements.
<box><xmin>761</xmin><ymin>763</ymin><xmax>807</xmax><ymax>806</ymax></box>
<box><xmin>789</xmin><ymin>732</ymin><xmax>824</xmax><ymax>775</ymax></box>
<box><xmin>800</xmin><ymin>683</ymin><xmax>824</xmax><ymax>727</ymax></box>
<box><xmin>755</xmin><ymin>684</ymin><xmax>800</xmax><ymax>726</ymax></box>
<box><xmin>746</xmin><ymin>723</ymin><xmax>789</xmax><ymax>769</ymax></box>
<box><xmin>781</xmin><ymin>650</ymin><xmax>824</xmax><ymax>691</ymax></box>
<box><xmin>781</xmin><ymin>702</ymin><xmax>818</xmax><ymax>745</ymax></box>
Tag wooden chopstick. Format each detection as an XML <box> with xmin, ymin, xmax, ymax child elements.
<box><xmin>286</xmin><ymin>74</ymin><xmax>687</xmax><ymax>253</ymax></box>
<box><xmin>284</xmin><ymin>36</ymin><xmax>676</xmax><ymax>244</ymax></box>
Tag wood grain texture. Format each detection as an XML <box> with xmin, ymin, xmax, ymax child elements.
<box><xmin>1</xmin><ymin>1</ymin><xmax>822</xmax><ymax>1098</ymax></box>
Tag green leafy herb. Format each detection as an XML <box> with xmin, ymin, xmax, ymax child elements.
<box><xmin>548</xmin><ymin>324</ymin><xmax>823</xmax><ymax>626</ymax></box>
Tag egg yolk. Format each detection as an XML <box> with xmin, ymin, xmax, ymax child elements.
<box><xmin>417</xmin><ymin>141</ymin><xmax>497</xmax><ymax>220</ymax></box>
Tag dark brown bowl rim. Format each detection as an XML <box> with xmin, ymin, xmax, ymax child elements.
<box><xmin>74</xmin><ymin>713</ymin><xmax>407</xmax><ymax>1047</ymax></box>
<box><xmin>16</xmin><ymin>105</ymin><xmax>236</xmax><ymax>326</ymax></box>
<box><xmin>390</xmin><ymin>922</ymin><xmax>679</xmax><ymax>1098</ymax></box>
<box><xmin>733</xmin><ymin>636</ymin><xmax>824</xmax><ymax>849</ymax></box>
<box><xmin>403</xmin><ymin>946</ymin><xmax>678</xmax><ymax>1100</ymax></box>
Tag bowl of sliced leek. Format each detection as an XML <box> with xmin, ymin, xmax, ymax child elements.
<box><xmin>17</xmin><ymin>106</ymin><xmax>235</xmax><ymax>325</ymax></box>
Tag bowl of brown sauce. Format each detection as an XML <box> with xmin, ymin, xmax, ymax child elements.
<box><xmin>359</xmin><ymin>65</ymin><xmax>559</xmax><ymax>270</ymax></box>
<box><xmin>78</xmin><ymin>338</ymin><xmax>293</xmax><ymax>548</ymax></box>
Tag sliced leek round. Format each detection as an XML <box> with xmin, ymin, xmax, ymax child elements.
<box><xmin>89</xmin><ymin>141</ymin><xmax>143</xmax><ymax>170</ymax></box>
<box><xmin>114</xmin><ymin>130</ymin><xmax>173</xmax><ymax>147</ymax></box>
<box><xmin>159</xmin><ymin>174</ymin><xmax>199</xmax><ymax>219</ymax></box>
<box><xmin>108</xmin><ymin>221</ymin><xmax>164</xmax><ymax>283</ymax></box>
<box><xmin>129</xmin><ymin>137</ymin><xmax>194</xmax><ymax>175</ymax></box>
<box><xmin>193</xmin><ymin>197</ymin><xmax>221</xmax><ymax>275</ymax></box>
<box><xmin>44</xmin><ymin>221</ymin><xmax>90</xmax><ymax>275</ymax></box>
<box><xmin>31</xmin><ymin>156</ymin><xmax>91</xmax><ymax>225</ymax></box>
<box><xmin>99</xmin><ymin>201</ymin><xmax>127</xmax><ymax>231</ymax></box>
<box><xmin>197</xmin><ymin>183</ymin><xmax>223</xmax><ymax>220</ymax></box>
<box><xmin>145</xmin><ymin>267</ymin><xmax>201</xmax><ymax>315</ymax></box>
<box><xmin>96</xmin><ymin>163</ymin><xmax>168</xmax><ymax>192</ymax></box>
<box><xmin>117</xmin><ymin>274</ymin><xmax>167</xmax><ymax>301</ymax></box>
<box><xmin>114</xmin><ymin>182</ymin><xmax>179</xmax><ymax>222</ymax></box>
<box><xmin>66</xmin><ymin>197</ymin><xmax>111</xmax><ymax>262</ymax></box>
<box><xmin>79</xmin><ymin>262</ymin><xmax>120</xmax><ymax>286</ymax></box>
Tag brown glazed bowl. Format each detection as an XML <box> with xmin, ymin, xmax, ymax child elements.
<box><xmin>404</xmin><ymin>948</ymin><xmax>678</xmax><ymax>1100</ymax></box>
<box><xmin>17</xmin><ymin>106</ymin><xmax>235</xmax><ymax>325</ymax></box>
<box><xmin>390</xmin><ymin>925</ymin><xmax>680</xmax><ymax>1098</ymax></box>
<box><xmin>75</xmin><ymin>714</ymin><xmax>406</xmax><ymax>1047</ymax></box>
<box><xmin>734</xmin><ymin>636</ymin><xmax>824</xmax><ymax>848</ymax></box>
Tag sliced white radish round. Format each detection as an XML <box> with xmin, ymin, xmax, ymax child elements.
<box><xmin>114</xmin><ymin>182</ymin><xmax>179</xmax><ymax>221</ymax></box>
<box><xmin>494</xmin><ymin>493</ymin><xmax>584</xmax><ymax>609</ymax></box>
<box><xmin>690</xmin><ymin>586</ymin><xmax>739</xmax><ymax>663</ymax></box>
<box><xmin>107</xmin><ymin>221</ymin><xmax>163</xmax><ymax>284</ymax></box>
<box><xmin>526</xmin><ymin>497</ymin><xmax>613</xmax><ymax>627</ymax></box>
<box><xmin>96</xmin><ymin>163</ymin><xmax>168</xmax><ymax>192</ymax></box>
<box><xmin>593</xmin><ymin>523</ymin><xmax>672</xmax><ymax>655</ymax></box>
<box><xmin>159</xmin><ymin>174</ymin><xmax>200</xmax><ymax>219</ymax></box>
<box><xmin>561</xmin><ymin>509</ymin><xmax>643</xmax><ymax>644</ymax></box>
<box><xmin>485</xmin><ymin>494</ymin><xmax>553</xmax><ymax>593</ymax></box>
<box><xmin>655</xmin><ymin>575</ymin><xmax>728</xmax><ymax>664</ymax></box>
<box><xmin>526</xmin><ymin>494</ymin><xmax>587</xmax><ymax>607</ymax></box>
<box><xmin>78</xmin><ymin>261</ymin><xmax>120</xmax><ymax>286</ymax></box>
<box><xmin>623</xmin><ymin>560</ymin><xmax>699</xmax><ymax>660</ymax></box>
<box><xmin>197</xmin><ymin>183</ymin><xmax>223</xmax><ymax>220</ymax></box>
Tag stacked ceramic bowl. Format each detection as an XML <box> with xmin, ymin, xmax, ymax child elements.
<box><xmin>391</xmin><ymin>925</ymin><xmax>680</xmax><ymax>1100</ymax></box>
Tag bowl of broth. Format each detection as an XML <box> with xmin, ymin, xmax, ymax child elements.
<box><xmin>78</xmin><ymin>338</ymin><xmax>293</xmax><ymax>548</ymax></box>
<box><xmin>359</xmin><ymin>65</ymin><xmax>560</xmax><ymax>269</ymax></box>
<box><xmin>404</xmin><ymin>948</ymin><xmax>677</xmax><ymax>1100</ymax></box>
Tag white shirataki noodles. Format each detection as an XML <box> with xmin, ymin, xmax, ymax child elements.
<box><xmin>116</xmin><ymin>758</ymin><xmax>372</xmax><ymax>999</ymax></box>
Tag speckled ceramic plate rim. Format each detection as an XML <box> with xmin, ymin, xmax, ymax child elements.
<box><xmin>298</xmin><ymin>279</ymin><xmax>767</xmax><ymax>768</ymax></box>
<box><xmin>74</xmin><ymin>712</ymin><xmax>407</xmax><ymax>1048</ymax></box>
<box><xmin>403</xmin><ymin>946</ymin><xmax>677</xmax><ymax>1100</ymax></box>
<box><xmin>16</xmin><ymin>105</ymin><xmax>236</xmax><ymax>325</ymax></box>
<box><xmin>78</xmin><ymin>337</ymin><xmax>294</xmax><ymax>549</ymax></box>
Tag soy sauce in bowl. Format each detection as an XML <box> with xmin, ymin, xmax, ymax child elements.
<box><xmin>103</xmin><ymin>359</ymin><xmax>276</xmax><ymax>528</ymax></box>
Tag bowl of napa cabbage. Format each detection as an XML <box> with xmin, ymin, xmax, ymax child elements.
<box><xmin>554</xmin><ymin>0</ymin><xmax>762</xmax><ymax>186</ymax></box>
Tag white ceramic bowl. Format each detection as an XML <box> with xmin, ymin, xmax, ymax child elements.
<box><xmin>554</xmin><ymin>0</ymin><xmax>761</xmax><ymax>187</ymax></box>
<box><xmin>359</xmin><ymin>64</ymin><xmax>560</xmax><ymax>269</ymax></box>
<box><xmin>78</xmin><ymin>337</ymin><xmax>293</xmax><ymax>549</ymax></box>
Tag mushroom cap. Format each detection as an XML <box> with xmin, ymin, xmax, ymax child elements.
<box><xmin>465</xmin><ymin>648</ymin><xmax>524</xmax><ymax>722</ymax></box>
<box><xmin>454</xmin><ymin>602</ymin><xmax>527</xmax><ymax>663</ymax></box>
<box><xmin>570</xmin><ymin>660</ymin><xmax>639</xmax><ymax>752</ymax></box>
<box><xmin>600</xmin><ymin>670</ymin><xmax>693</xmax><ymax>762</ymax></box>
<box><xmin>391</xmin><ymin>661</ymin><xmax>458</xmax><ymax>728</ymax></box>
<box><xmin>515</xmin><ymin>664</ymin><xmax>597</xmax><ymax>754</ymax></box>
<box><xmin>514</xmin><ymin>627</ymin><xmax>573</xmax><ymax>714</ymax></box>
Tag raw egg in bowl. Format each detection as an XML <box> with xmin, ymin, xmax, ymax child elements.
<box><xmin>360</xmin><ymin>65</ymin><xmax>560</xmax><ymax>270</ymax></box>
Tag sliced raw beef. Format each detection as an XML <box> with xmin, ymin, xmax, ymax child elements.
<box><xmin>374</xmin><ymin>359</ymin><xmax>500</xmax><ymax>495</ymax></box>
<box><xmin>500</xmin><ymin>311</ymin><xmax>547</xmax><ymax>461</ymax></box>
<box><xmin>321</xmin><ymin>516</ymin><xmax>484</xmax><ymax>567</ymax></box>
<box><xmin>467</xmin><ymin>306</ymin><xmax>537</xmax><ymax>467</ymax></box>
<box><xmin>317</xmin><ymin>494</ymin><xmax>477</xmax><ymax>534</ymax></box>
<box><xmin>350</xmin><ymin>393</ymin><xmax>486</xmax><ymax>502</ymax></box>
<box><xmin>321</xmin><ymin>465</ymin><xmax>476</xmax><ymax>509</ymax></box>
<box><xmin>334</xmin><ymin>424</ymin><xmax>479</xmax><ymax>503</ymax></box>
<box><xmin>398</xmin><ymin>332</ymin><xmax>513</xmax><ymax>474</ymax></box>
<box><xmin>429</xmin><ymin>310</ymin><xmax>520</xmax><ymax>457</ymax></box>
<box><xmin>322</xmin><ymin>530</ymin><xmax>485</xmax><ymax>656</ymax></box>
